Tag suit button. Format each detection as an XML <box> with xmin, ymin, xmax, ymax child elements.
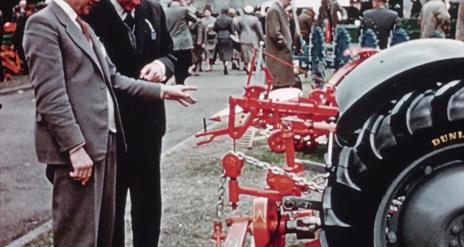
<box><xmin>100</xmin><ymin>83</ymin><xmax>106</xmax><ymax>89</ymax></box>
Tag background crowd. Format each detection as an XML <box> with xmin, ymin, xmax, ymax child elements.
<box><xmin>0</xmin><ymin>0</ymin><xmax>463</xmax><ymax>84</ymax></box>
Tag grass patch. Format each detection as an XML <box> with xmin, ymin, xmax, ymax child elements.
<box><xmin>243</xmin><ymin>139</ymin><xmax>326</xmax><ymax>166</ymax></box>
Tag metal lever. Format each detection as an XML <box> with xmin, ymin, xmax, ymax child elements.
<box><xmin>283</xmin><ymin>196</ymin><xmax>322</xmax><ymax>211</ymax></box>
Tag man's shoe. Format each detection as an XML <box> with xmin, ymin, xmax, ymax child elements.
<box><xmin>224</xmin><ymin>67</ymin><xmax>228</xmax><ymax>75</ymax></box>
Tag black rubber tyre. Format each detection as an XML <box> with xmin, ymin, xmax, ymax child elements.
<box><xmin>323</xmin><ymin>79</ymin><xmax>464</xmax><ymax>247</ymax></box>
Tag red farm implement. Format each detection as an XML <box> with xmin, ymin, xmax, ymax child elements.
<box><xmin>195</xmin><ymin>46</ymin><xmax>378</xmax><ymax>247</ymax></box>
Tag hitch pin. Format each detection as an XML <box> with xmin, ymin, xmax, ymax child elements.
<box><xmin>326</xmin><ymin>131</ymin><xmax>334</xmax><ymax>169</ymax></box>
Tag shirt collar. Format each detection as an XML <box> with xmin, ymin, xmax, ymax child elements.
<box><xmin>54</xmin><ymin>0</ymin><xmax>79</xmax><ymax>27</ymax></box>
<box><xmin>110</xmin><ymin>0</ymin><xmax>135</xmax><ymax>20</ymax></box>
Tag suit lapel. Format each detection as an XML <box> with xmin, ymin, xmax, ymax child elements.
<box><xmin>50</xmin><ymin>2</ymin><xmax>104</xmax><ymax>78</ymax></box>
<box><xmin>135</xmin><ymin>3</ymin><xmax>153</xmax><ymax>56</ymax></box>
<box><xmin>276</xmin><ymin>3</ymin><xmax>289</xmax><ymax>27</ymax></box>
<box><xmin>90</xmin><ymin>35</ymin><xmax>112</xmax><ymax>83</ymax></box>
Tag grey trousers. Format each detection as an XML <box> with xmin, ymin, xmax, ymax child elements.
<box><xmin>46</xmin><ymin>133</ymin><xmax>116</xmax><ymax>247</ymax></box>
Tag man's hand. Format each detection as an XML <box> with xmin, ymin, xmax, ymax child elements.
<box><xmin>139</xmin><ymin>60</ymin><xmax>165</xmax><ymax>82</ymax></box>
<box><xmin>69</xmin><ymin>146</ymin><xmax>93</xmax><ymax>186</ymax></box>
<box><xmin>441</xmin><ymin>20</ymin><xmax>451</xmax><ymax>34</ymax></box>
<box><xmin>162</xmin><ymin>85</ymin><xmax>198</xmax><ymax>107</ymax></box>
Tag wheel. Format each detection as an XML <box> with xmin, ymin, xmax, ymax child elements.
<box><xmin>323</xmin><ymin>79</ymin><xmax>464</xmax><ymax>247</ymax></box>
<box><xmin>267</xmin><ymin>130</ymin><xmax>286</xmax><ymax>153</ymax></box>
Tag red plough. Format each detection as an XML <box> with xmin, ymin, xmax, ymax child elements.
<box><xmin>196</xmin><ymin>47</ymin><xmax>378</xmax><ymax>247</ymax></box>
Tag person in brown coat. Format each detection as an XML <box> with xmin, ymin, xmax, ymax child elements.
<box><xmin>298</xmin><ymin>8</ymin><xmax>316</xmax><ymax>43</ymax></box>
<box><xmin>265</xmin><ymin>0</ymin><xmax>296</xmax><ymax>89</ymax></box>
<box><xmin>317</xmin><ymin>0</ymin><xmax>347</xmax><ymax>27</ymax></box>
<box><xmin>191</xmin><ymin>11</ymin><xmax>206</xmax><ymax>76</ymax></box>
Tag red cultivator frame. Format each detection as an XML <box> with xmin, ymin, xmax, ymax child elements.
<box><xmin>1</xmin><ymin>22</ymin><xmax>23</xmax><ymax>80</ymax></box>
<box><xmin>196</xmin><ymin>47</ymin><xmax>378</xmax><ymax>247</ymax></box>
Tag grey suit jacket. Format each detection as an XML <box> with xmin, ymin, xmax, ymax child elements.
<box><xmin>236</xmin><ymin>14</ymin><xmax>264</xmax><ymax>46</ymax></box>
<box><xmin>165</xmin><ymin>4</ymin><xmax>197</xmax><ymax>50</ymax></box>
<box><xmin>23</xmin><ymin>1</ymin><xmax>163</xmax><ymax>164</ymax></box>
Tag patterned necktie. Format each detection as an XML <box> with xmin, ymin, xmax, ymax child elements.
<box><xmin>124</xmin><ymin>12</ymin><xmax>135</xmax><ymax>30</ymax></box>
<box><xmin>76</xmin><ymin>16</ymin><xmax>91</xmax><ymax>42</ymax></box>
<box><xmin>124</xmin><ymin>13</ymin><xmax>137</xmax><ymax>49</ymax></box>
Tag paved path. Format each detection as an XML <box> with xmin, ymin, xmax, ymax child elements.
<box><xmin>0</xmin><ymin>68</ymin><xmax>248</xmax><ymax>246</ymax></box>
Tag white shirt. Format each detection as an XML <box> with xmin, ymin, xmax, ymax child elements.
<box><xmin>54</xmin><ymin>0</ymin><xmax>117</xmax><ymax>134</ymax></box>
<box><xmin>109</xmin><ymin>0</ymin><xmax>166</xmax><ymax>79</ymax></box>
<box><xmin>110</xmin><ymin>0</ymin><xmax>134</xmax><ymax>20</ymax></box>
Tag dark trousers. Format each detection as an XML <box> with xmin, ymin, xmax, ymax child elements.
<box><xmin>173</xmin><ymin>49</ymin><xmax>192</xmax><ymax>84</ymax></box>
<box><xmin>113</xmin><ymin>136</ymin><xmax>163</xmax><ymax>247</ymax></box>
<box><xmin>46</xmin><ymin>133</ymin><xmax>117</xmax><ymax>247</ymax></box>
<box><xmin>0</xmin><ymin>66</ymin><xmax>4</xmax><ymax>82</ymax></box>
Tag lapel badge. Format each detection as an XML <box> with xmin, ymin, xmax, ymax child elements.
<box><xmin>144</xmin><ymin>19</ymin><xmax>157</xmax><ymax>41</ymax></box>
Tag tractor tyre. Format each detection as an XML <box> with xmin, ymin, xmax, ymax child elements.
<box><xmin>323</xmin><ymin>79</ymin><xmax>464</xmax><ymax>247</ymax></box>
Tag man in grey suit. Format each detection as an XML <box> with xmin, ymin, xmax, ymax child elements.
<box><xmin>22</xmin><ymin>0</ymin><xmax>196</xmax><ymax>246</ymax></box>
<box><xmin>165</xmin><ymin>0</ymin><xmax>197</xmax><ymax>84</ymax></box>
<box><xmin>265</xmin><ymin>0</ymin><xmax>296</xmax><ymax>89</ymax></box>
<box><xmin>236</xmin><ymin>5</ymin><xmax>264</xmax><ymax>72</ymax></box>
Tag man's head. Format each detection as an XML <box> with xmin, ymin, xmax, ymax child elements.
<box><xmin>279</xmin><ymin>0</ymin><xmax>292</xmax><ymax>8</ymax></box>
<box><xmin>65</xmin><ymin>0</ymin><xmax>100</xmax><ymax>15</ymax></box>
<box><xmin>19</xmin><ymin>0</ymin><xmax>27</xmax><ymax>9</ymax></box>
<box><xmin>372</xmin><ymin>0</ymin><xmax>386</xmax><ymax>8</ymax></box>
<box><xmin>171</xmin><ymin>0</ymin><xmax>187</xmax><ymax>6</ymax></box>
<box><xmin>228</xmin><ymin>8</ymin><xmax>236</xmax><ymax>17</ymax></box>
<box><xmin>204</xmin><ymin>7</ymin><xmax>212</xmax><ymax>17</ymax></box>
<box><xmin>117</xmin><ymin>0</ymin><xmax>142</xmax><ymax>12</ymax></box>
<box><xmin>243</xmin><ymin>5</ymin><xmax>254</xmax><ymax>14</ymax></box>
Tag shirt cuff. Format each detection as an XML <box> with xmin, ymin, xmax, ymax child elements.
<box><xmin>160</xmin><ymin>84</ymin><xmax>165</xmax><ymax>99</ymax></box>
<box><xmin>153</xmin><ymin>60</ymin><xmax>166</xmax><ymax>81</ymax></box>
<box><xmin>69</xmin><ymin>142</ymin><xmax>86</xmax><ymax>155</ymax></box>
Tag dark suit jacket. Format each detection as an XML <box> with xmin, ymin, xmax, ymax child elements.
<box><xmin>86</xmin><ymin>0</ymin><xmax>176</xmax><ymax>148</ymax></box>
<box><xmin>214</xmin><ymin>15</ymin><xmax>234</xmax><ymax>39</ymax></box>
<box><xmin>23</xmin><ymin>1</ymin><xmax>164</xmax><ymax>164</ymax></box>
<box><xmin>363</xmin><ymin>8</ymin><xmax>398</xmax><ymax>49</ymax></box>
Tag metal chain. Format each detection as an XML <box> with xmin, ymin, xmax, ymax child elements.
<box><xmin>215</xmin><ymin>172</ymin><xmax>227</xmax><ymax>219</ymax></box>
<box><xmin>235</xmin><ymin>152</ymin><xmax>327</xmax><ymax>192</ymax></box>
<box><xmin>214</xmin><ymin>152</ymin><xmax>327</xmax><ymax>220</ymax></box>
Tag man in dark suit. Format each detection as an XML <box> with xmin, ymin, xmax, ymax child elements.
<box><xmin>213</xmin><ymin>8</ymin><xmax>234</xmax><ymax>75</ymax></box>
<box><xmin>23</xmin><ymin>0</ymin><xmax>196</xmax><ymax>246</ymax></box>
<box><xmin>362</xmin><ymin>0</ymin><xmax>399</xmax><ymax>49</ymax></box>
<box><xmin>85</xmin><ymin>0</ymin><xmax>176</xmax><ymax>246</ymax></box>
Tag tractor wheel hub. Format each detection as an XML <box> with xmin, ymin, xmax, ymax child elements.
<box><xmin>400</xmin><ymin>164</ymin><xmax>464</xmax><ymax>247</ymax></box>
